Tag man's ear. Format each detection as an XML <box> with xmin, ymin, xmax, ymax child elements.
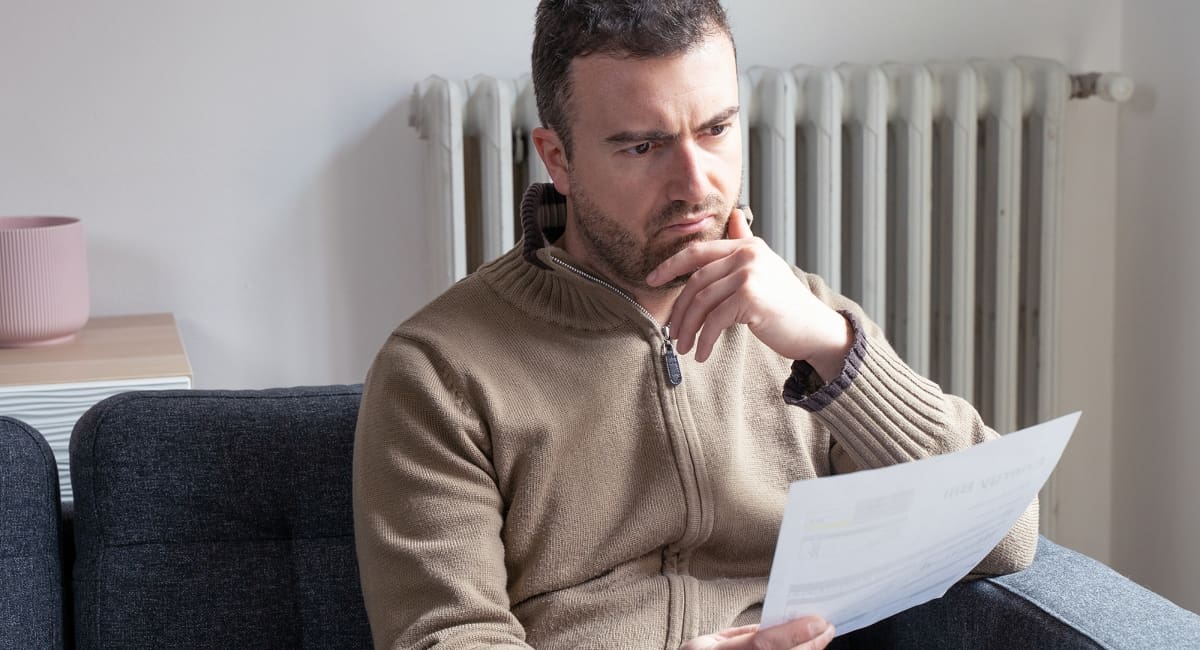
<box><xmin>531</xmin><ymin>127</ymin><xmax>571</xmax><ymax>196</ymax></box>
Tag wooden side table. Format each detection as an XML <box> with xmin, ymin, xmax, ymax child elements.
<box><xmin>0</xmin><ymin>313</ymin><xmax>193</xmax><ymax>501</ymax></box>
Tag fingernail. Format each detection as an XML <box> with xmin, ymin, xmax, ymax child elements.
<box><xmin>823</xmin><ymin>625</ymin><xmax>836</xmax><ymax>638</ymax></box>
<box><xmin>807</xmin><ymin>620</ymin><xmax>826</xmax><ymax>637</ymax></box>
<box><xmin>645</xmin><ymin>270</ymin><xmax>659</xmax><ymax>285</ymax></box>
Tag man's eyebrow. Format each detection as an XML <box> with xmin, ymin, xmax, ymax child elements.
<box><xmin>604</xmin><ymin>128</ymin><xmax>677</xmax><ymax>146</ymax></box>
<box><xmin>699</xmin><ymin>105</ymin><xmax>740</xmax><ymax>131</ymax></box>
<box><xmin>603</xmin><ymin>105</ymin><xmax>741</xmax><ymax>146</ymax></box>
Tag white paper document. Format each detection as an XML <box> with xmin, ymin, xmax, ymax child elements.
<box><xmin>760</xmin><ymin>412</ymin><xmax>1080</xmax><ymax>635</ymax></box>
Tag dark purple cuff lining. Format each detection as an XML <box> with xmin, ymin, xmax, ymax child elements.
<box><xmin>783</xmin><ymin>310</ymin><xmax>867</xmax><ymax>412</ymax></box>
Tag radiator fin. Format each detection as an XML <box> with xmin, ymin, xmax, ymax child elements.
<box><xmin>410</xmin><ymin>58</ymin><xmax>1091</xmax><ymax>442</ymax></box>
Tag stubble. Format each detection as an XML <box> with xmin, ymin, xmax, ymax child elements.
<box><xmin>568</xmin><ymin>175</ymin><xmax>732</xmax><ymax>292</ymax></box>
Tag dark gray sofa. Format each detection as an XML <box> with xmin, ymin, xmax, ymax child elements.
<box><xmin>69</xmin><ymin>386</ymin><xmax>371</xmax><ymax>650</ymax></box>
<box><xmin>3</xmin><ymin>386</ymin><xmax>1200</xmax><ymax>649</ymax></box>
<box><xmin>0</xmin><ymin>416</ymin><xmax>67</xmax><ymax>650</ymax></box>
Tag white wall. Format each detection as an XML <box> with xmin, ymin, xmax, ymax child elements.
<box><xmin>1113</xmin><ymin>2</ymin><xmax>1200</xmax><ymax>612</ymax></box>
<box><xmin>0</xmin><ymin>0</ymin><xmax>541</xmax><ymax>389</ymax></box>
<box><xmin>1</xmin><ymin>1</ymin><xmax>1122</xmax><ymax>563</ymax></box>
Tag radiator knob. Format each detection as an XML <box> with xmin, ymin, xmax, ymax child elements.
<box><xmin>1098</xmin><ymin>73</ymin><xmax>1134</xmax><ymax>103</ymax></box>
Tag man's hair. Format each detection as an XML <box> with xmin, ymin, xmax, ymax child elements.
<box><xmin>532</xmin><ymin>0</ymin><xmax>734</xmax><ymax>158</ymax></box>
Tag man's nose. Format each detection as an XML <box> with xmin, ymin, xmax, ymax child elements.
<box><xmin>666</xmin><ymin>140</ymin><xmax>714</xmax><ymax>205</ymax></box>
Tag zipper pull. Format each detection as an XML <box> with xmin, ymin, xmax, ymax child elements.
<box><xmin>662</xmin><ymin>325</ymin><xmax>683</xmax><ymax>386</ymax></box>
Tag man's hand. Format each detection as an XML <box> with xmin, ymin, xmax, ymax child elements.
<box><xmin>680</xmin><ymin>616</ymin><xmax>836</xmax><ymax>650</ymax></box>
<box><xmin>646</xmin><ymin>207</ymin><xmax>852</xmax><ymax>382</ymax></box>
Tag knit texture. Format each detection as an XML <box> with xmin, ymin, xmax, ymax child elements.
<box><xmin>70</xmin><ymin>388</ymin><xmax>371</xmax><ymax>650</ymax></box>
<box><xmin>352</xmin><ymin>183</ymin><xmax>1039</xmax><ymax>650</ymax></box>
<box><xmin>0</xmin><ymin>416</ymin><xmax>65</xmax><ymax>650</ymax></box>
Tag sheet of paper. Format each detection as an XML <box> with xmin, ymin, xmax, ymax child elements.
<box><xmin>760</xmin><ymin>412</ymin><xmax>1080</xmax><ymax>635</ymax></box>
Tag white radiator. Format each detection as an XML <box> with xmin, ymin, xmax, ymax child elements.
<box><xmin>409</xmin><ymin>58</ymin><xmax>1130</xmax><ymax>530</ymax></box>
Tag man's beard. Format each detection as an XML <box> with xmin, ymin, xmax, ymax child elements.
<box><xmin>568</xmin><ymin>173</ymin><xmax>734</xmax><ymax>292</ymax></box>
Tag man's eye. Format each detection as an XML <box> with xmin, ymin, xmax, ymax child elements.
<box><xmin>710</xmin><ymin>124</ymin><xmax>728</xmax><ymax>136</ymax></box>
<box><xmin>630</xmin><ymin>142</ymin><xmax>653</xmax><ymax>155</ymax></box>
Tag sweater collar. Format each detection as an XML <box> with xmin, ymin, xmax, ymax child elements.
<box><xmin>477</xmin><ymin>183</ymin><xmax>655</xmax><ymax>332</ymax></box>
<box><xmin>518</xmin><ymin>181</ymin><xmax>567</xmax><ymax>270</ymax></box>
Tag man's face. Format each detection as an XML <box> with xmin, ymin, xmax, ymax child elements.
<box><xmin>560</xmin><ymin>31</ymin><xmax>742</xmax><ymax>291</ymax></box>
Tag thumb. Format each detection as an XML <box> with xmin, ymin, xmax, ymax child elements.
<box><xmin>727</xmin><ymin>206</ymin><xmax>753</xmax><ymax>240</ymax></box>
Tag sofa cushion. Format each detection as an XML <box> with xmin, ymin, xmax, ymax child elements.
<box><xmin>69</xmin><ymin>386</ymin><xmax>370</xmax><ymax>650</ymax></box>
<box><xmin>831</xmin><ymin>536</ymin><xmax>1200</xmax><ymax>648</ymax></box>
<box><xmin>0</xmin><ymin>416</ymin><xmax>65</xmax><ymax>650</ymax></box>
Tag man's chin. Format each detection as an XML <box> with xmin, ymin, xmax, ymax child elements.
<box><xmin>640</xmin><ymin>230</ymin><xmax>718</xmax><ymax>290</ymax></box>
<box><xmin>654</xmin><ymin>274</ymin><xmax>692</xmax><ymax>291</ymax></box>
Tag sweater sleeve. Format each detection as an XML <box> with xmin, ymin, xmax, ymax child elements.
<box><xmin>783</xmin><ymin>271</ymin><xmax>1039</xmax><ymax>578</ymax></box>
<box><xmin>353</xmin><ymin>335</ymin><xmax>533</xmax><ymax>650</ymax></box>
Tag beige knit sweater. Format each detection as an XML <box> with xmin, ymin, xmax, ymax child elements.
<box><xmin>352</xmin><ymin>183</ymin><xmax>1039</xmax><ymax>650</ymax></box>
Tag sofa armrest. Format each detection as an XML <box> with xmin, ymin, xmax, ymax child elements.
<box><xmin>0</xmin><ymin>416</ymin><xmax>66</xmax><ymax>650</ymax></box>
<box><xmin>832</xmin><ymin>536</ymin><xmax>1200</xmax><ymax>649</ymax></box>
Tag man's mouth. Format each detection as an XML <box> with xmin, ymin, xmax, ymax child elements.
<box><xmin>661</xmin><ymin>214</ymin><xmax>716</xmax><ymax>236</ymax></box>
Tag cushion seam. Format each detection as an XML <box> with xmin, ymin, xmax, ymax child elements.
<box><xmin>88</xmin><ymin>534</ymin><xmax>355</xmax><ymax>549</ymax></box>
<box><xmin>105</xmin><ymin>390</ymin><xmax>361</xmax><ymax>404</ymax></box>
<box><xmin>984</xmin><ymin>577</ymin><xmax>1110</xmax><ymax>649</ymax></box>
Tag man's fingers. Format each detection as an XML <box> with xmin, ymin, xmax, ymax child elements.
<box><xmin>685</xmin><ymin>617</ymin><xmax>832</xmax><ymax>650</ymax></box>
<box><xmin>693</xmin><ymin>295</ymin><xmax>742</xmax><ymax>362</ymax></box>
<box><xmin>679</xmin><ymin>625</ymin><xmax>758</xmax><ymax>650</ymax></box>
<box><xmin>728</xmin><ymin>206</ymin><xmax>753</xmax><ymax>240</ymax></box>
<box><xmin>751</xmin><ymin>617</ymin><xmax>834</xmax><ymax>650</ymax></box>
<box><xmin>706</xmin><ymin>617</ymin><xmax>833</xmax><ymax>650</ymax></box>
<box><xmin>715</xmin><ymin>624</ymin><xmax>760</xmax><ymax>639</ymax></box>
<box><xmin>807</xmin><ymin>624</ymin><xmax>836</xmax><ymax>649</ymax></box>
<box><xmin>646</xmin><ymin>208</ymin><xmax>753</xmax><ymax>287</ymax></box>
<box><xmin>669</xmin><ymin>254</ymin><xmax>744</xmax><ymax>350</ymax></box>
<box><xmin>673</xmin><ymin>273</ymin><xmax>741</xmax><ymax>358</ymax></box>
<box><xmin>646</xmin><ymin>238</ymin><xmax>741</xmax><ymax>287</ymax></box>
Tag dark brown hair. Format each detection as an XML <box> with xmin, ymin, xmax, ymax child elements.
<box><xmin>532</xmin><ymin>0</ymin><xmax>734</xmax><ymax>158</ymax></box>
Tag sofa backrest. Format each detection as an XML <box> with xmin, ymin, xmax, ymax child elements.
<box><xmin>0</xmin><ymin>415</ymin><xmax>65</xmax><ymax>650</ymax></box>
<box><xmin>69</xmin><ymin>386</ymin><xmax>371</xmax><ymax>650</ymax></box>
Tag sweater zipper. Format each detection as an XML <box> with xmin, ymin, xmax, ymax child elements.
<box><xmin>554</xmin><ymin>255</ymin><xmax>701</xmax><ymax>642</ymax></box>
<box><xmin>549</xmin><ymin>256</ymin><xmax>682</xmax><ymax>386</ymax></box>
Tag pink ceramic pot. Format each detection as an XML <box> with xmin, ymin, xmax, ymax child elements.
<box><xmin>0</xmin><ymin>216</ymin><xmax>90</xmax><ymax>347</ymax></box>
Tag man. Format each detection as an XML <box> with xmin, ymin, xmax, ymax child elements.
<box><xmin>353</xmin><ymin>1</ymin><xmax>1038</xmax><ymax>648</ymax></box>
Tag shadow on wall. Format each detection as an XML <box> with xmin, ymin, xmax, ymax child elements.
<box><xmin>311</xmin><ymin>97</ymin><xmax>431</xmax><ymax>385</ymax></box>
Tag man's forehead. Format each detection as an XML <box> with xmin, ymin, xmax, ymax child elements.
<box><xmin>566</xmin><ymin>35</ymin><xmax>739</xmax><ymax>130</ymax></box>
<box><xmin>568</xmin><ymin>32</ymin><xmax>736</xmax><ymax>85</ymax></box>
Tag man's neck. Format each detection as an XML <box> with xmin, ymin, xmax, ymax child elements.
<box><xmin>628</xmin><ymin>287</ymin><xmax>677</xmax><ymax>328</ymax></box>
<box><xmin>557</xmin><ymin>224</ymin><xmax>679</xmax><ymax>327</ymax></box>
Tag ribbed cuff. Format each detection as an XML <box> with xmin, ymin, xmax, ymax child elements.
<box><xmin>782</xmin><ymin>310</ymin><xmax>866</xmax><ymax>411</ymax></box>
<box><xmin>819</xmin><ymin>340</ymin><xmax>949</xmax><ymax>468</ymax></box>
<box><xmin>784</xmin><ymin>310</ymin><xmax>953</xmax><ymax>468</ymax></box>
